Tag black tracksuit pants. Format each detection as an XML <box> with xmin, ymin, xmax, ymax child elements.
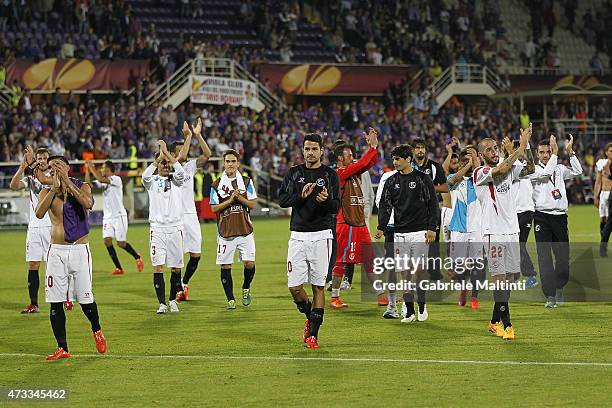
<box><xmin>517</xmin><ymin>211</ymin><xmax>537</xmax><ymax>277</ymax></box>
<box><xmin>533</xmin><ymin>211</ymin><xmax>570</xmax><ymax>298</ymax></box>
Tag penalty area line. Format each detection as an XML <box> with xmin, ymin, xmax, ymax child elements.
<box><xmin>1</xmin><ymin>353</ymin><xmax>612</xmax><ymax>367</ymax></box>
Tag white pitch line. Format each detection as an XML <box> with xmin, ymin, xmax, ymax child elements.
<box><xmin>1</xmin><ymin>353</ymin><xmax>611</xmax><ymax>367</ymax></box>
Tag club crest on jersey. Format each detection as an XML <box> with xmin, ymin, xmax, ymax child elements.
<box><xmin>315</xmin><ymin>178</ymin><xmax>325</xmax><ymax>187</ymax></box>
<box><xmin>409</xmin><ymin>182</ymin><xmax>416</xmax><ymax>189</ymax></box>
<box><xmin>222</xmin><ymin>185</ymin><xmax>231</xmax><ymax>196</ymax></box>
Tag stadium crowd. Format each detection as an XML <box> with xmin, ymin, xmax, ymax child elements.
<box><xmin>0</xmin><ymin>91</ymin><xmax>605</xmax><ymax>202</ymax></box>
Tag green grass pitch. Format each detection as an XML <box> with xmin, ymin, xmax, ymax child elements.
<box><xmin>0</xmin><ymin>205</ymin><xmax>611</xmax><ymax>407</ymax></box>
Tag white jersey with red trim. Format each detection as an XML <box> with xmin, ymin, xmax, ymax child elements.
<box><xmin>472</xmin><ymin>163</ymin><xmax>522</xmax><ymax>235</ymax></box>
<box><xmin>21</xmin><ymin>175</ymin><xmax>51</xmax><ymax>227</ymax></box>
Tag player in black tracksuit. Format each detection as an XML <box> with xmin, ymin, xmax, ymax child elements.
<box><xmin>377</xmin><ymin>144</ymin><xmax>438</xmax><ymax>320</ymax></box>
<box><xmin>278</xmin><ymin>133</ymin><xmax>340</xmax><ymax>348</ymax></box>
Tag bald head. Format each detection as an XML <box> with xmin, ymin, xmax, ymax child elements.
<box><xmin>478</xmin><ymin>138</ymin><xmax>500</xmax><ymax>166</ymax></box>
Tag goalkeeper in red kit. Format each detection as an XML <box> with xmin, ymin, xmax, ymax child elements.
<box><xmin>330</xmin><ymin>127</ymin><xmax>381</xmax><ymax>308</ymax></box>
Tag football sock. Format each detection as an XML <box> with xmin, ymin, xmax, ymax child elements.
<box><xmin>295</xmin><ymin>300</ymin><xmax>312</xmax><ymax>319</ymax></box>
<box><xmin>345</xmin><ymin>263</ymin><xmax>355</xmax><ymax>284</ymax></box>
<box><xmin>404</xmin><ymin>301</ymin><xmax>415</xmax><ymax>317</ymax></box>
<box><xmin>243</xmin><ymin>265</ymin><xmax>255</xmax><ymax>289</ymax></box>
<box><xmin>28</xmin><ymin>269</ymin><xmax>39</xmax><ymax>306</ymax></box>
<box><xmin>388</xmin><ymin>292</ymin><xmax>397</xmax><ymax>305</ymax></box>
<box><xmin>331</xmin><ymin>288</ymin><xmax>340</xmax><ymax>298</ymax></box>
<box><xmin>309</xmin><ymin>308</ymin><xmax>324</xmax><ymax>338</ymax></box>
<box><xmin>601</xmin><ymin>220</ymin><xmax>606</xmax><ymax>236</ymax></box>
<box><xmin>106</xmin><ymin>245</ymin><xmax>122</xmax><ymax>270</ymax></box>
<box><xmin>169</xmin><ymin>271</ymin><xmax>182</xmax><ymax>301</ymax></box>
<box><xmin>183</xmin><ymin>256</ymin><xmax>200</xmax><ymax>284</ymax></box>
<box><xmin>50</xmin><ymin>302</ymin><xmax>68</xmax><ymax>352</ymax></box>
<box><xmin>491</xmin><ymin>302</ymin><xmax>500</xmax><ymax>324</ymax></box>
<box><xmin>153</xmin><ymin>273</ymin><xmax>166</xmax><ymax>304</ymax></box>
<box><xmin>500</xmin><ymin>301</ymin><xmax>512</xmax><ymax>328</ymax></box>
<box><xmin>122</xmin><ymin>242</ymin><xmax>140</xmax><ymax>259</ymax></box>
<box><xmin>416</xmin><ymin>287</ymin><xmax>426</xmax><ymax>303</ymax></box>
<box><xmin>221</xmin><ymin>268</ymin><xmax>234</xmax><ymax>301</ymax></box>
<box><xmin>80</xmin><ymin>301</ymin><xmax>101</xmax><ymax>332</ymax></box>
<box><xmin>417</xmin><ymin>301</ymin><xmax>426</xmax><ymax>314</ymax></box>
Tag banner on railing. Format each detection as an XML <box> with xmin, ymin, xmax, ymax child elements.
<box><xmin>190</xmin><ymin>75</ymin><xmax>265</xmax><ymax>112</ymax></box>
<box><xmin>257</xmin><ymin>63</ymin><xmax>415</xmax><ymax>95</ymax></box>
<box><xmin>6</xmin><ymin>58</ymin><xmax>150</xmax><ymax>91</ymax></box>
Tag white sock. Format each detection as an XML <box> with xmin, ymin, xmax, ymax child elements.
<box><xmin>332</xmin><ymin>288</ymin><xmax>340</xmax><ymax>298</ymax></box>
<box><xmin>388</xmin><ymin>292</ymin><xmax>397</xmax><ymax>305</ymax></box>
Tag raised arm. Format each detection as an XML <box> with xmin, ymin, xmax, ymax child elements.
<box><xmin>561</xmin><ymin>134</ymin><xmax>583</xmax><ymax>179</ymax></box>
<box><xmin>87</xmin><ymin>160</ymin><xmax>111</xmax><ymax>184</ymax></box>
<box><xmin>442</xmin><ymin>137</ymin><xmax>459</xmax><ymax>175</ymax></box>
<box><xmin>492</xmin><ymin>125</ymin><xmax>532</xmax><ymax>178</ymax></box>
<box><xmin>55</xmin><ymin>162</ymin><xmax>93</xmax><ymax>210</ymax></box>
<box><xmin>177</xmin><ymin>121</ymin><xmax>193</xmax><ymax>162</ymax></box>
<box><xmin>9</xmin><ymin>158</ymin><xmax>28</xmax><ymax>191</ymax></box>
<box><xmin>141</xmin><ymin>163</ymin><xmax>156</xmax><ymax>189</ymax></box>
<box><xmin>338</xmin><ymin>128</ymin><xmax>379</xmax><ymax>180</ymax></box>
<box><xmin>193</xmin><ymin>118</ymin><xmax>212</xmax><ymax>167</ymax></box>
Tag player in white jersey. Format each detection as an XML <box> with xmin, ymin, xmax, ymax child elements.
<box><xmin>85</xmin><ymin>159</ymin><xmax>144</xmax><ymax>275</ymax></box>
<box><xmin>171</xmin><ymin>119</ymin><xmax>211</xmax><ymax>301</ymax></box>
<box><xmin>442</xmin><ymin>137</ymin><xmax>461</xmax><ymax>243</ymax></box>
<box><xmin>473</xmin><ymin>125</ymin><xmax>533</xmax><ymax>341</ymax></box>
<box><xmin>142</xmin><ymin>141</ymin><xmax>186</xmax><ymax>314</ymax></box>
<box><xmin>9</xmin><ymin>147</ymin><xmax>52</xmax><ymax>313</ymax></box>
<box><xmin>594</xmin><ymin>143</ymin><xmax>612</xmax><ymax>256</ymax></box>
<box><xmin>447</xmin><ymin>147</ymin><xmax>485</xmax><ymax>309</ymax></box>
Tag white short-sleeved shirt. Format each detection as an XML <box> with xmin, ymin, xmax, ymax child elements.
<box><xmin>473</xmin><ymin>163</ymin><xmax>523</xmax><ymax>235</ymax></box>
<box><xmin>181</xmin><ymin>160</ymin><xmax>197</xmax><ymax>214</ymax></box>
<box><xmin>21</xmin><ymin>176</ymin><xmax>52</xmax><ymax>227</ymax></box>
<box><xmin>94</xmin><ymin>175</ymin><xmax>127</xmax><ymax>219</ymax></box>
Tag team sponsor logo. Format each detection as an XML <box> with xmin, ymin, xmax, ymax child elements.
<box><xmin>526</xmin><ymin>223</ymin><xmax>531</xmax><ymax>228</ymax></box>
<box><xmin>315</xmin><ymin>178</ymin><xmax>325</xmax><ymax>187</ymax></box>
<box><xmin>350</xmin><ymin>196</ymin><xmax>364</xmax><ymax>205</ymax></box>
<box><xmin>409</xmin><ymin>182</ymin><xmax>416</xmax><ymax>189</ymax></box>
<box><xmin>496</xmin><ymin>183</ymin><xmax>511</xmax><ymax>193</ymax></box>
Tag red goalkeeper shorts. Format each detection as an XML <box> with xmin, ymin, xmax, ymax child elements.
<box><xmin>335</xmin><ymin>223</ymin><xmax>371</xmax><ymax>264</ymax></box>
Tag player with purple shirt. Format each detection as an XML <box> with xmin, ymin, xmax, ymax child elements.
<box><xmin>35</xmin><ymin>156</ymin><xmax>107</xmax><ymax>360</ymax></box>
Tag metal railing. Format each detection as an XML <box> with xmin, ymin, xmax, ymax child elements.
<box><xmin>145</xmin><ymin>58</ymin><xmax>285</xmax><ymax>110</ymax></box>
<box><xmin>501</xmin><ymin>66</ymin><xmax>612</xmax><ymax>76</ymax></box>
<box><xmin>431</xmin><ymin>64</ymin><xmax>507</xmax><ymax>100</ymax></box>
<box><xmin>532</xmin><ymin>118</ymin><xmax>612</xmax><ymax>145</ymax></box>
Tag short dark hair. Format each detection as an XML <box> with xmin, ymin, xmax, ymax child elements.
<box><xmin>35</xmin><ymin>147</ymin><xmax>49</xmax><ymax>156</ymax></box>
<box><xmin>48</xmin><ymin>155</ymin><xmax>69</xmax><ymax>165</ymax></box>
<box><xmin>223</xmin><ymin>149</ymin><xmax>241</xmax><ymax>160</ymax></box>
<box><xmin>333</xmin><ymin>143</ymin><xmax>351</xmax><ymax>162</ymax></box>
<box><xmin>412</xmin><ymin>138</ymin><xmax>427</xmax><ymax>149</ymax></box>
<box><xmin>391</xmin><ymin>144</ymin><xmax>413</xmax><ymax>160</ymax></box>
<box><xmin>459</xmin><ymin>150</ymin><xmax>471</xmax><ymax>162</ymax></box>
<box><xmin>104</xmin><ymin>160</ymin><xmax>116</xmax><ymax>172</ymax></box>
<box><xmin>303</xmin><ymin>133</ymin><xmax>323</xmax><ymax>148</ymax></box>
<box><xmin>538</xmin><ymin>140</ymin><xmax>551</xmax><ymax>147</ymax></box>
<box><xmin>451</xmin><ymin>153</ymin><xmax>459</xmax><ymax>160</ymax></box>
<box><xmin>170</xmin><ymin>140</ymin><xmax>185</xmax><ymax>153</ymax></box>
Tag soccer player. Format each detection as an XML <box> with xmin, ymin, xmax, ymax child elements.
<box><xmin>9</xmin><ymin>146</ymin><xmax>52</xmax><ymax>313</ymax></box>
<box><xmin>531</xmin><ymin>134</ymin><xmax>582</xmax><ymax>307</ymax></box>
<box><xmin>375</xmin><ymin>167</ymin><xmax>399</xmax><ymax>318</ymax></box>
<box><xmin>594</xmin><ymin>143</ymin><xmax>612</xmax><ymax>256</ymax></box>
<box><xmin>279</xmin><ymin>133</ymin><xmax>340</xmax><ymax>349</ymax></box>
<box><xmin>85</xmin><ymin>159</ymin><xmax>144</xmax><ymax>275</ymax></box>
<box><xmin>503</xmin><ymin>137</ymin><xmax>538</xmax><ymax>287</ymax></box>
<box><xmin>442</xmin><ymin>137</ymin><xmax>461</xmax><ymax>243</ymax></box>
<box><xmin>172</xmin><ymin>119</ymin><xmax>211</xmax><ymax>301</ymax></box>
<box><xmin>447</xmin><ymin>147</ymin><xmax>485</xmax><ymax>309</ymax></box>
<box><xmin>330</xmin><ymin>128</ymin><xmax>379</xmax><ymax>308</ymax></box>
<box><xmin>412</xmin><ymin>138</ymin><xmax>450</xmax><ymax>281</ymax></box>
<box><xmin>35</xmin><ymin>155</ymin><xmax>107</xmax><ymax>360</ymax></box>
<box><xmin>377</xmin><ymin>144</ymin><xmax>437</xmax><ymax>323</ymax></box>
<box><xmin>210</xmin><ymin>149</ymin><xmax>257</xmax><ymax>309</ymax></box>
<box><xmin>473</xmin><ymin>126</ymin><xmax>533</xmax><ymax>341</ymax></box>
<box><xmin>142</xmin><ymin>141</ymin><xmax>186</xmax><ymax>314</ymax></box>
